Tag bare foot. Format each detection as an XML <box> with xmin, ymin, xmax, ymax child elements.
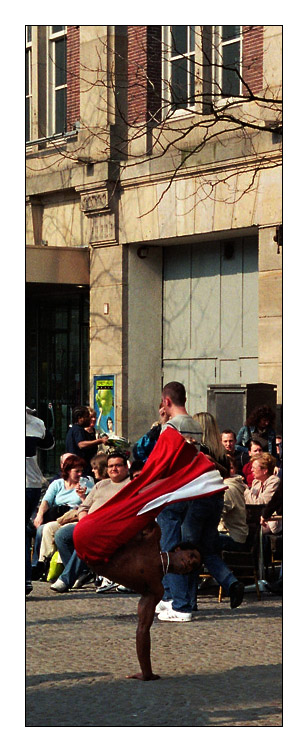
<box><xmin>126</xmin><ymin>672</ymin><xmax>160</xmax><ymax>681</ymax></box>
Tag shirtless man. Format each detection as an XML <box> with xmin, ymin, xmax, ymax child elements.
<box><xmin>73</xmin><ymin>426</ymin><xmax>224</xmax><ymax>680</ymax></box>
<box><xmin>92</xmin><ymin>521</ymin><xmax>201</xmax><ymax>680</ymax></box>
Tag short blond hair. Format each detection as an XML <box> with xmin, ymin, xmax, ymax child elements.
<box><xmin>251</xmin><ymin>452</ymin><xmax>276</xmax><ymax>475</ymax></box>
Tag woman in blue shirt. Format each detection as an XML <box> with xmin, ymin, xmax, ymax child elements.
<box><xmin>32</xmin><ymin>455</ymin><xmax>94</xmax><ymax>576</ymax></box>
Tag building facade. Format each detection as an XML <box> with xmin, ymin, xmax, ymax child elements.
<box><xmin>26</xmin><ymin>26</ymin><xmax>282</xmax><ymax>470</ymax></box>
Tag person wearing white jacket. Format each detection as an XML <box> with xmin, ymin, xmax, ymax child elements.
<box><xmin>26</xmin><ymin>407</ymin><xmax>54</xmax><ymax>595</ymax></box>
<box><xmin>218</xmin><ymin>459</ymin><xmax>249</xmax><ymax>551</ymax></box>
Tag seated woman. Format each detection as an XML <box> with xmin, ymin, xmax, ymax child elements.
<box><xmin>193</xmin><ymin>411</ymin><xmax>230</xmax><ymax>478</ymax></box>
<box><xmin>244</xmin><ymin>452</ymin><xmax>281</xmax><ymax>513</ymax></box>
<box><xmin>244</xmin><ymin>452</ymin><xmax>282</xmax><ymax>563</ymax></box>
<box><xmin>50</xmin><ymin>451</ymin><xmax>114</xmax><ymax>592</ymax></box>
<box><xmin>32</xmin><ymin>455</ymin><xmax>94</xmax><ymax>578</ymax></box>
<box><xmin>90</xmin><ymin>452</ymin><xmax>108</xmax><ymax>482</ymax></box>
<box><xmin>218</xmin><ymin>456</ymin><xmax>249</xmax><ymax>551</ymax></box>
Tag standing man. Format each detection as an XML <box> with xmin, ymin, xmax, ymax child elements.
<box><xmin>157</xmin><ymin>383</ymin><xmax>244</xmax><ymax>622</ymax></box>
<box><xmin>65</xmin><ymin>406</ymin><xmax>108</xmax><ymax>476</ymax></box>
<box><xmin>26</xmin><ymin>407</ymin><xmax>54</xmax><ymax>595</ymax></box>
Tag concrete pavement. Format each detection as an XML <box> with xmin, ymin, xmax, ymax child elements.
<box><xmin>26</xmin><ymin>581</ymin><xmax>282</xmax><ymax>727</ymax></box>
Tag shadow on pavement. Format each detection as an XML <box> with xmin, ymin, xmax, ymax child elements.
<box><xmin>26</xmin><ymin>662</ymin><xmax>282</xmax><ymax>727</ymax></box>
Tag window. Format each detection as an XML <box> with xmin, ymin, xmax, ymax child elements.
<box><xmin>215</xmin><ymin>26</ymin><xmax>242</xmax><ymax>98</ymax></box>
<box><xmin>48</xmin><ymin>26</ymin><xmax>67</xmax><ymax>135</ymax></box>
<box><xmin>162</xmin><ymin>26</ymin><xmax>196</xmax><ymax>115</ymax></box>
<box><xmin>26</xmin><ymin>26</ymin><xmax>32</xmax><ymax>142</ymax></box>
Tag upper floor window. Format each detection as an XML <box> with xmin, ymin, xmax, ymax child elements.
<box><xmin>26</xmin><ymin>26</ymin><xmax>32</xmax><ymax>142</ymax></box>
<box><xmin>214</xmin><ymin>25</ymin><xmax>242</xmax><ymax>99</ymax></box>
<box><xmin>162</xmin><ymin>26</ymin><xmax>196</xmax><ymax>115</ymax></box>
<box><xmin>48</xmin><ymin>26</ymin><xmax>67</xmax><ymax>135</ymax></box>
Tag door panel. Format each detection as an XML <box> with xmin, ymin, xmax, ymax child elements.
<box><xmin>219</xmin><ymin>359</ymin><xmax>240</xmax><ymax>383</ymax></box>
<box><xmin>162</xmin><ymin>237</ymin><xmax>258</xmax><ymax>405</ymax></box>
<box><xmin>163</xmin><ymin>248</ymin><xmax>191</xmax><ymax>357</ymax></box>
<box><xmin>221</xmin><ymin>238</ymin><xmax>243</xmax><ymax>352</ymax></box>
<box><xmin>242</xmin><ymin>236</ymin><xmax>259</xmax><ymax>350</ymax></box>
<box><xmin>191</xmin><ymin>243</ymin><xmax>221</xmax><ymax>354</ymax></box>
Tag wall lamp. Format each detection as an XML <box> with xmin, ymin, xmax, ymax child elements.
<box><xmin>137</xmin><ymin>246</ymin><xmax>149</xmax><ymax>259</ymax></box>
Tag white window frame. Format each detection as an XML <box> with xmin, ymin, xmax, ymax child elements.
<box><xmin>213</xmin><ymin>26</ymin><xmax>242</xmax><ymax>103</ymax></box>
<box><xmin>47</xmin><ymin>25</ymin><xmax>67</xmax><ymax>136</ymax></box>
<box><xmin>162</xmin><ymin>25</ymin><xmax>196</xmax><ymax>119</ymax></box>
<box><xmin>26</xmin><ymin>26</ymin><xmax>32</xmax><ymax>142</ymax></box>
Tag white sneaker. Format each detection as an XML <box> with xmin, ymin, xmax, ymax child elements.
<box><xmin>158</xmin><ymin>607</ymin><xmax>192</xmax><ymax>622</ymax></box>
<box><xmin>155</xmin><ymin>599</ymin><xmax>173</xmax><ymax>614</ymax></box>
<box><xmin>71</xmin><ymin>572</ymin><xmax>94</xmax><ymax>589</ymax></box>
<box><xmin>50</xmin><ymin>578</ymin><xmax>68</xmax><ymax>593</ymax></box>
<box><xmin>96</xmin><ymin>578</ymin><xmax>118</xmax><ymax>593</ymax></box>
<box><xmin>116</xmin><ymin>585</ymin><xmax>134</xmax><ymax>593</ymax></box>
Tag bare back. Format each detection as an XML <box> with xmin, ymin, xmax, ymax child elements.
<box><xmin>93</xmin><ymin>521</ymin><xmax>164</xmax><ymax>600</ymax></box>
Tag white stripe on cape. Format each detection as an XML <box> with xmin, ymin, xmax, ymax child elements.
<box><xmin>137</xmin><ymin>468</ymin><xmax>224</xmax><ymax>515</ymax></box>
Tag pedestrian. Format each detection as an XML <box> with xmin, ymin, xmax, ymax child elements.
<box><xmin>65</xmin><ymin>406</ymin><xmax>108</xmax><ymax>475</ymax></box>
<box><xmin>26</xmin><ymin>407</ymin><xmax>54</xmax><ymax>595</ymax></box>
<box><xmin>157</xmin><ymin>383</ymin><xmax>244</xmax><ymax>622</ymax></box>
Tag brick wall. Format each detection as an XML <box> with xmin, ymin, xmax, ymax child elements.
<box><xmin>67</xmin><ymin>25</ymin><xmax>80</xmax><ymax>131</ymax></box>
<box><xmin>126</xmin><ymin>26</ymin><xmax>263</xmax><ymax>124</ymax></box>
<box><xmin>127</xmin><ymin>26</ymin><xmax>161</xmax><ymax>124</ymax></box>
<box><xmin>242</xmin><ymin>25</ymin><xmax>263</xmax><ymax>95</ymax></box>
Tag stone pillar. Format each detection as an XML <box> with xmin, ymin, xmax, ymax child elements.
<box><xmin>79</xmin><ymin>184</ymin><xmax>127</xmax><ymax>437</ymax></box>
<box><xmin>127</xmin><ymin>244</ymin><xmax>163</xmax><ymax>444</ymax></box>
<box><xmin>258</xmin><ymin>224</ymin><xmax>282</xmax><ymax>406</ymax></box>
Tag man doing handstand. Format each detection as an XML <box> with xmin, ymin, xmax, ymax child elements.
<box><xmin>74</xmin><ymin>427</ymin><xmax>226</xmax><ymax>680</ymax></box>
<box><xmin>91</xmin><ymin>521</ymin><xmax>201</xmax><ymax>680</ymax></box>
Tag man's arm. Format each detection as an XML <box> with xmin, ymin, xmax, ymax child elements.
<box><xmin>77</xmin><ymin>437</ymin><xmax>108</xmax><ymax>449</ymax></box>
<box><xmin>127</xmin><ymin>588</ymin><xmax>163</xmax><ymax>681</ymax></box>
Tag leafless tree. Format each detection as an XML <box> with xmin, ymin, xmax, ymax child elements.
<box><xmin>27</xmin><ymin>26</ymin><xmax>282</xmax><ymax>214</ymax></box>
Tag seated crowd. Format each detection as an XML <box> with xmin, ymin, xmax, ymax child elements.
<box><xmin>28</xmin><ymin>401</ymin><xmax>282</xmax><ymax>599</ymax></box>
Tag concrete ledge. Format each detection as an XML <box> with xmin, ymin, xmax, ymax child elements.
<box><xmin>26</xmin><ymin>245</ymin><xmax>89</xmax><ymax>284</ymax></box>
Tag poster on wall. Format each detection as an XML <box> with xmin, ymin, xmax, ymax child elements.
<box><xmin>93</xmin><ymin>375</ymin><xmax>116</xmax><ymax>437</ymax></box>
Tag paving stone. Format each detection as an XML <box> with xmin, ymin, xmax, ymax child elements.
<box><xmin>26</xmin><ymin>581</ymin><xmax>282</xmax><ymax>727</ymax></box>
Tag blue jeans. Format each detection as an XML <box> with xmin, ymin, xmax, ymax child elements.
<box><xmin>158</xmin><ymin>501</ymin><xmax>192</xmax><ymax>612</ymax></box>
<box><xmin>31</xmin><ymin>524</ymin><xmax>44</xmax><ymax>567</ymax></box>
<box><xmin>54</xmin><ymin>523</ymin><xmax>89</xmax><ymax>588</ymax></box>
<box><xmin>182</xmin><ymin>494</ymin><xmax>237</xmax><ymax>607</ymax></box>
<box><xmin>158</xmin><ymin>494</ymin><xmax>237</xmax><ymax>613</ymax></box>
<box><xmin>26</xmin><ymin>488</ymin><xmax>41</xmax><ymax>584</ymax></box>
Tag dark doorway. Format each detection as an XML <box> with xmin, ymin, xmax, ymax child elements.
<box><xmin>26</xmin><ymin>283</ymin><xmax>89</xmax><ymax>477</ymax></box>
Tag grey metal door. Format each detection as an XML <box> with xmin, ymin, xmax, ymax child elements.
<box><xmin>162</xmin><ymin>236</ymin><xmax>258</xmax><ymax>416</ymax></box>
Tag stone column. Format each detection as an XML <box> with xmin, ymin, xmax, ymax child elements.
<box><xmin>79</xmin><ymin>184</ymin><xmax>127</xmax><ymax>437</ymax></box>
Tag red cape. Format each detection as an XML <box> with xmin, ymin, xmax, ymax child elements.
<box><xmin>73</xmin><ymin>427</ymin><xmax>225</xmax><ymax>566</ymax></box>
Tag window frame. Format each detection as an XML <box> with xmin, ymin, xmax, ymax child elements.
<box><xmin>47</xmin><ymin>25</ymin><xmax>67</xmax><ymax>137</ymax></box>
<box><xmin>213</xmin><ymin>25</ymin><xmax>243</xmax><ymax>103</ymax></box>
<box><xmin>162</xmin><ymin>25</ymin><xmax>197</xmax><ymax>119</ymax></box>
<box><xmin>26</xmin><ymin>26</ymin><xmax>32</xmax><ymax>143</ymax></box>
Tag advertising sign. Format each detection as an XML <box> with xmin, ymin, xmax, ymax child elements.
<box><xmin>93</xmin><ymin>375</ymin><xmax>115</xmax><ymax>436</ymax></box>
